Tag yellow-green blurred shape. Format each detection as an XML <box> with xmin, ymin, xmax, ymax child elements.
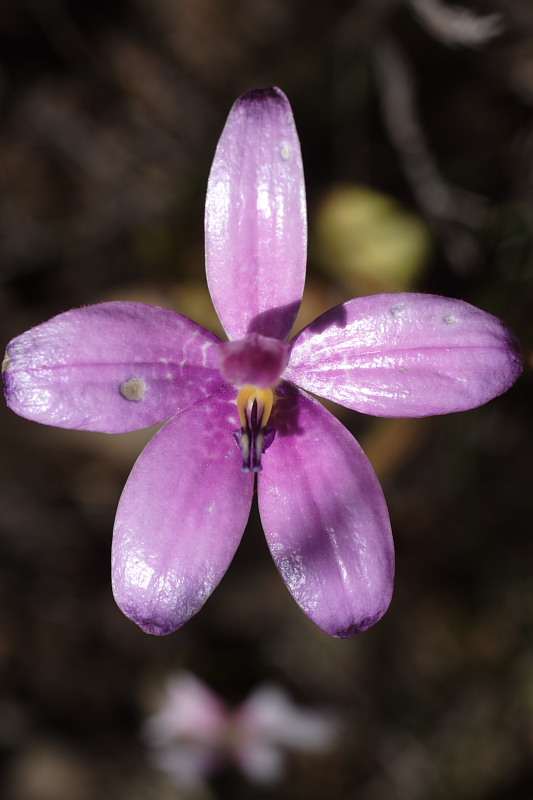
<box><xmin>314</xmin><ymin>185</ymin><xmax>431</xmax><ymax>294</ymax></box>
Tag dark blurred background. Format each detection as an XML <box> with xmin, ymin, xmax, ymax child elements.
<box><xmin>0</xmin><ymin>1</ymin><xmax>532</xmax><ymax>798</ymax></box>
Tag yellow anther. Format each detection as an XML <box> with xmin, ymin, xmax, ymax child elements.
<box><xmin>235</xmin><ymin>385</ymin><xmax>275</xmax><ymax>473</ymax></box>
<box><xmin>237</xmin><ymin>385</ymin><xmax>274</xmax><ymax>430</ymax></box>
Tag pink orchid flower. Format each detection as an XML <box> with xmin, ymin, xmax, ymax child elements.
<box><xmin>143</xmin><ymin>671</ymin><xmax>338</xmax><ymax>787</ymax></box>
<box><xmin>2</xmin><ymin>88</ymin><xmax>522</xmax><ymax>637</ymax></box>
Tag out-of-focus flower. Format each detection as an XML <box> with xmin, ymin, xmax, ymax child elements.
<box><xmin>314</xmin><ymin>185</ymin><xmax>431</xmax><ymax>294</ymax></box>
<box><xmin>2</xmin><ymin>88</ymin><xmax>523</xmax><ymax>638</ymax></box>
<box><xmin>143</xmin><ymin>672</ymin><xmax>338</xmax><ymax>788</ymax></box>
<box><xmin>410</xmin><ymin>0</ymin><xmax>504</xmax><ymax>49</ymax></box>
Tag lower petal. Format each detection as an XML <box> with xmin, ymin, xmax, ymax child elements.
<box><xmin>112</xmin><ymin>386</ymin><xmax>254</xmax><ymax>634</ymax></box>
<box><xmin>258</xmin><ymin>384</ymin><xmax>394</xmax><ymax>637</ymax></box>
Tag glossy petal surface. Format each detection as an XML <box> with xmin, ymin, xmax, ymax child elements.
<box><xmin>205</xmin><ymin>87</ymin><xmax>307</xmax><ymax>341</ymax></box>
<box><xmin>3</xmin><ymin>302</ymin><xmax>224</xmax><ymax>432</ymax></box>
<box><xmin>112</xmin><ymin>386</ymin><xmax>254</xmax><ymax>635</ymax></box>
<box><xmin>286</xmin><ymin>293</ymin><xmax>523</xmax><ymax>417</ymax></box>
<box><xmin>258</xmin><ymin>384</ymin><xmax>394</xmax><ymax>637</ymax></box>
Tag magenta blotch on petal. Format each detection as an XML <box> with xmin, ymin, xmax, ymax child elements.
<box><xmin>3</xmin><ymin>302</ymin><xmax>224</xmax><ymax>433</ymax></box>
<box><xmin>218</xmin><ymin>333</ymin><xmax>290</xmax><ymax>388</ymax></box>
<box><xmin>286</xmin><ymin>293</ymin><xmax>523</xmax><ymax>417</ymax></box>
<box><xmin>205</xmin><ymin>87</ymin><xmax>307</xmax><ymax>341</ymax></box>
<box><xmin>258</xmin><ymin>385</ymin><xmax>394</xmax><ymax>637</ymax></box>
<box><xmin>112</xmin><ymin>386</ymin><xmax>254</xmax><ymax>635</ymax></box>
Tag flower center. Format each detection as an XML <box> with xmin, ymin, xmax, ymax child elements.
<box><xmin>235</xmin><ymin>384</ymin><xmax>275</xmax><ymax>473</ymax></box>
<box><xmin>218</xmin><ymin>333</ymin><xmax>290</xmax><ymax>389</ymax></box>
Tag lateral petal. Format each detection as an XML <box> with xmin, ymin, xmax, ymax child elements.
<box><xmin>258</xmin><ymin>385</ymin><xmax>394</xmax><ymax>638</ymax></box>
<box><xmin>205</xmin><ymin>87</ymin><xmax>307</xmax><ymax>341</ymax></box>
<box><xmin>3</xmin><ymin>302</ymin><xmax>224</xmax><ymax>432</ymax></box>
<box><xmin>112</xmin><ymin>386</ymin><xmax>254</xmax><ymax>635</ymax></box>
<box><xmin>286</xmin><ymin>293</ymin><xmax>523</xmax><ymax>416</ymax></box>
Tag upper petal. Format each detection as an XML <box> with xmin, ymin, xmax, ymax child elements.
<box><xmin>112</xmin><ymin>385</ymin><xmax>254</xmax><ymax>635</ymax></box>
<box><xmin>205</xmin><ymin>87</ymin><xmax>307</xmax><ymax>341</ymax></box>
<box><xmin>3</xmin><ymin>302</ymin><xmax>224</xmax><ymax>433</ymax></box>
<box><xmin>258</xmin><ymin>384</ymin><xmax>394</xmax><ymax>638</ymax></box>
<box><xmin>285</xmin><ymin>293</ymin><xmax>523</xmax><ymax>417</ymax></box>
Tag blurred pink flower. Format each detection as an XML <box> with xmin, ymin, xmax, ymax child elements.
<box><xmin>143</xmin><ymin>672</ymin><xmax>338</xmax><ymax>787</ymax></box>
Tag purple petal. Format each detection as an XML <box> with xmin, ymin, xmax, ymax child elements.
<box><xmin>205</xmin><ymin>87</ymin><xmax>307</xmax><ymax>342</ymax></box>
<box><xmin>258</xmin><ymin>384</ymin><xmax>394</xmax><ymax>637</ymax></box>
<box><xmin>3</xmin><ymin>302</ymin><xmax>224</xmax><ymax>433</ymax></box>
<box><xmin>285</xmin><ymin>293</ymin><xmax>523</xmax><ymax>417</ymax></box>
<box><xmin>218</xmin><ymin>334</ymin><xmax>290</xmax><ymax>388</ymax></box>
<box><xmin>112</xmin><ymin>386</ymin><xmax>254</xmax><ymax>635</ymax></box>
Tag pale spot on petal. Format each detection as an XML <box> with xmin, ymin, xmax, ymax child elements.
<box><xmin>444</xmin><ymin>315</ymin><xmax>457</xmax><ymax>324</ymax></box>
<box><xmin>2</xmin><ymin>353</ymin><xmax>10</xmax><ymax>373</ymax></box>
<box><xmin>280</xmin><ymin>141</ymin><xmax>292</xmax><ymax>160</ymax></box>
<box><xmin>120</xmin><ymin>377</ymin><xmax>147</xmax><ymax>401</ymax></box>
<box><xmin>390</xmin><ymin>303</ymin><xmax>405</xmax><ymax>318</ymax></box>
